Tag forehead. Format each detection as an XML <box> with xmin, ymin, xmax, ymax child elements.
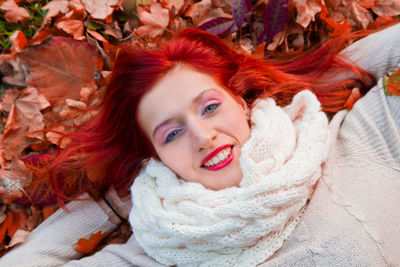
<box><xmin>137</xmin><ymin>65</ymin><xmax>225</xmax><ymax>132</ymax></box>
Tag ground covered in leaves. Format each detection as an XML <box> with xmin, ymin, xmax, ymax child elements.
<box><xmin>0</xmin><ymin>0</ymin><xmax>399</xmax><ymax>258</ymax></box>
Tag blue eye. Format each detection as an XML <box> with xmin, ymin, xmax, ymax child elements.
<box><xmin>165</xmin><ymin>129</ymin><xmax>182</xmax><ymax>143</ymax></box>
<box><xmin>203</xmin><ymin>103</ymin><xmax>220</xmax><ymax>115</ymax></box>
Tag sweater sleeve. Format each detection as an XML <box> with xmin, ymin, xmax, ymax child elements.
<box><xmin>63</xmin><ymin>235</ymin><xmax>165</xmax><ymax>267</ymax></box>
<box><xmin>340</xmin><ymin>22</ymin><xmax>400</xmax><ymax>79</ymax></box>
<box><xmin>0</xmin><ymin>194</ymin><xmax>116</xmax><ymax>267</ymax></box>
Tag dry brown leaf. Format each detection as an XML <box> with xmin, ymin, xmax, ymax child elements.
<box><xmin>3</xmin><ymin>87</ymin><xmax>49</xmax><ymax>142</ymax></box>
<box><xmin>56</xmin><ymin>19</ymin><xmax>85</xmax><ymax>40</ymax></box>
<box><xmin>136</xmin><ymin>3</ymin><xmax>170</xmax><ymax>38</ymax></box>
<box><xmin>19</xmin><ymin>37</ymin><xmax>103</xmax><ymax>105</ymax></box>
<box><xmin>373</xmin><ymin>0</ymin><xmax>400</xmax><ymax>16</ymax></box>
<box><xmin>0</xmin><ymin>0</ymin><xmax>30</xmax><ymax>24</ymax></box>
<box><xmin>9</xmin><ymin>30</ymin><xmax>28</xmax><ymax>53</ymax></box>
<box><xmin>87</xmin><ymin>29</ymin><xmax>109</xmax><ymax>42</ymax></box>
<box><xmin>5</xmin><ymin>229</ymin><xmax>29</xmax><ymax>248</ymax></box>
<box><xmin>0</xmin><ymin>89</ymin><xmax>19</xmax><ymax>113</ymax></box>
<box><xmin>42</xmin><ymin>0</ymin><xmax>70</xmax><ymax>25</ymax></box>
<box><xmin>81</xmin><ymin>0</ymin><xmax>120</xmax><ymax>21</ymax></box>
<box><xmin>45</xmin><ymin>124</ymin><xmax>71</xmax><ymax>148</ymax></box>
<box><xmin>349</xmin><ymin>1</ymin><xmax>372</xmax><ymax>29</ymax></box>
<box><xmin>184</xmin><ymin>0</ymin><xmax>212</xmax><ymax>25</ymax></box>
<box><xmin>293</xmin><ymin>0</ymin><xmax>322</xmax><ymax>28</ymax></box>
<box><xmin>0</xmin><ymin>55</ymin><xmax>28</xmax><ymax>88</ymax></box>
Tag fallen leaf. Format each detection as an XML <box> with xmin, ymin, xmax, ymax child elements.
<box><xmin>5</xmin><ymin>229</ymin><xmax>29</xmax><ymax>248</ymax></box>
<box><xmin>3</xmin><ymin>87</ymin><xmax>49</xmax><ymax>142</ymax></box>
<box><xmin>0</xmin><ymin>55</ymin><xmax>28</xmax><ymax>88</ymax></box>
<box><xmin>75</xmin><ymin>230</ymin><xmax>109</xmax><ymax>254</ymax></box>
<box><xmin>0</xmin><ymin>212</ymin><xmax>13</xmax><ymax>243</ymax></box>
<box><xmin>19</xmin><ymin>37</ymin><xmax>103</xmax><ymax>105</ymax></box>
<box><xmin>293</xmin><ymin>0</ymin><xmax>321</xmax><ymax>28</ymax></box>
<box><xmin>42</xmin><ymin>0</ymin><xmax>70</xmax><ymax>25</ymax></box>
<box><xmin>87</xmin><ymin>29</ymin><xmax>109</xmax><ymax>42</ymax></box>
<box><xmin>0</xmin><ymin>0</ymin><xmax>30</xmax><ymax>23</ymax></box>
<box><xmin>373</xmin><ymin>0</ymin><xmax>400</xmax><ymax>17</ymax></box>
<box><xmin>9</xmin><ymin>30</ymin><xmax>28</xmax><ymax>53</ymax></box>
<box><xmin>184</xmin><ymin>0</ymin><xmax>212</xmax><ymax>25</ymax></box>
<box><xmin>81</xmin><ymin>0</ymin><xmax>119</xmax><ymax>21</ymax></box>
<box><xmin>383</xmin><ymin>70</ymin><xmax>400</xmax><ymax>95</ymax></box>
<box><xmin>56</xmin><ymin>19</ymin><xmax>85</xmax><ymax>40</ymax></box>
<box><xmin>136</xmin><ymin>3</ymin><xmax>170</xmax><ymax>38</ymax></box>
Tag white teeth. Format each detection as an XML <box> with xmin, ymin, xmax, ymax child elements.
<box><xmin>203</xmin><ymin>147</ymin><xmax>232</xmax><ymax>167</ymax></box>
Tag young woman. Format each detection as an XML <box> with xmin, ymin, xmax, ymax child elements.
<box><xmin>1</xmin><ymin>23</ymin><xmax>400</xmax><ymax>266</ymax></box>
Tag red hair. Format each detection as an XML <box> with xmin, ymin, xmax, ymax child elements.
<box><xmin>50</xmin><ymin>28</ymin><xmax>373</xmax><ymax>202</ymax></box>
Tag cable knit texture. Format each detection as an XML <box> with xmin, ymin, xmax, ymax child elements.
<box><xmin>129</xmin><ymin>90</ymin><xmax>330</xmax><ymax>266</ymax></box>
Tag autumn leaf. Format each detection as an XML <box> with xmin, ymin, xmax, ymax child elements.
<box><xmin>81</xmin><ymin>0</ymin><xmax>120</xmax><ymax>21</ymax></box>
<box><xmin>136</xmin><ymin>3</ymin><xmax>170</xmax><ymax>38</ymax></box>
<box><xmin>263</xmin><ymin>0</ymin><xmax>289</xmax><ymax>44</ymax></box>
<box><xmin>75</xmin><ymin>231</ymin><xmax>110</xmax><ymax>254</ymax></box>
<box><xmin>383</xmin><ymin>70</ymin><xmax>400</xmax><ymax>96</ymax></box>
<box><xmin>56</xmin><ymin>19</ymin><xmax>85</xmax><ymax>40</ymax></box>
<box><xmin>9</xmin><ymin>30</ymin><xmax>28</xmax><ymax>53</ymax></box>
<box><xmin>0</xmin><ymin>0</ymin><xmax>30</xmax><ymax>24</ymax></box>
<box><xmin>3</xmin><ymin>87</ymin><xmax>49</xmax><ymax>142</ymax></box>
<box><xmin>293</xmin><ymin>0</ymin><xmax>322</xmax><ymax>28</ymax></box>
<box><xmin>198</xmin><ymin>17</ymin><xmax>235</xmax><ymax>35</ymax></box>
<box><xmin>231</xmin><ymin>0</ymin><xmax>252</xmax><ymax>29</ymax></box>
<box><xmin>18</xmin><ymin>37</ymin><xmax>103</xmax><ymax>104</ymax></box>
<box><xmin>373</xmin><ymin>0</ymin><xmax>400</xmax><ymax>17</ymax></box>
<box><xmin>42</xmin><ymin>0</ymin><xmax>70</xmax><ymax>25</ymax></box>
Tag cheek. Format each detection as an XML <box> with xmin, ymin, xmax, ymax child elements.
<box><xmin>155</xmin><ymin>143</ymin><xmax>192</xmax><ymax>178</ymax></box>
<box><xmin>224</xmin><ymin>108</ymin><xmax>251</xmax><ymax>144</ymax></box>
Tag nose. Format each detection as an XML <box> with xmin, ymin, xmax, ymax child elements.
<box><xmin>188</xmin><ymin>118</ymin><xmax>217</xmax><ymax>151</ymax></box>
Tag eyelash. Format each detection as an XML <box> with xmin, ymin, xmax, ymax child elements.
<box><xmin>163</xmin><ymin>103</ymin><xmax>221</xmax><ymax>144</ymax></box>
<box><xmin>202</xmin><ymin>103</ymin><xmax>220</xmax><ymax>116</ymax></box>
<box><xmin>164</xmin><ymin>129</ymin><xmax>183</xmax><ymax>144</ymax></box>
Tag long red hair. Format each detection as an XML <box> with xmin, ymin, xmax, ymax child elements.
<box><xmin>50</xmin><ymin>28</ymin><xmax>373</xmax><ymax>202</ymax></box>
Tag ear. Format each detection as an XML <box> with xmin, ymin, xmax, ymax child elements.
<box><xmin>237</xmin><ymin>96</ymin><xmax>250</xmax><ymax>116</ymax></box>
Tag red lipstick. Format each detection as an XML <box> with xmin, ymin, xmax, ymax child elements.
<box><xmin>201</xmin><ymin>144</ymin><xmax>234</xmax><ymax>171</ymax></box>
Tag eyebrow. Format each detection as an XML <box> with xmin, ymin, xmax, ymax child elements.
<box><xmin>151</xmin><ymin>89</ymin><xmax>215</xmax><ymax>139</ymax></box>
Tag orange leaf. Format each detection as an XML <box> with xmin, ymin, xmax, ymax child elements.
<box><xmin>19</xmin><ymin>37</ymin><xmax>103</xmax><ymax>105</ymax></box>
<box><xmin>0</xmin><ymin>212</ymin><xmax>13</xmax><ymax>243</ymax></box>
<box><xmin>56</xmin><ymin>19</ymin><xmax>85</xmax><ymax>40</ymax></box>
<box><xmin>75</xmin><ymin>231</ymin><xmax>109</xmax><ymax>254</ymax></box>
<box><xmin>7</xmin><ymin>210</ymin><xmax>27</xmax><ymax>237</ymax></box>
<box><xmin>387</xmin><ymin>70</ymin><xmax>400</xmax><ymax>95</ymax></box>
<box><xmin>9</xmin><ymin>30</ymin><xmax>28</xmax><ymax>53</ymax></box>
<box><xmin>0</xmin><ymin>0</ymin><xmax>30</xmax><ymax>23</ymax></box>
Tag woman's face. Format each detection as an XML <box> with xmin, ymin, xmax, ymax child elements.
<box><xmin>138</xmin><ymin>65</ymin><xmax>251</xmax><ymax>190</ymax></box>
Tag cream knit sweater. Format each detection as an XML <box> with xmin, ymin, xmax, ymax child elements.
<box><xmin>1</xmin><ymin>23</ymin><xmax>399</xmax><ymax>267</ymax></box>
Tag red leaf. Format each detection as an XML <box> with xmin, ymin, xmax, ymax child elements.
<box><xmin>75</xmin><ymin>231</ymin><xmax>109</xmax><ymax>254</ymax></box>
<box><xmin>9</xmin><ymin>30</ymin><xmax>28</xmax><ymax>53</ymax></box>
<box><xmin>19</xmin><ymin>37</ymin><xmax>103</xmax><ymax>105</ymax></box>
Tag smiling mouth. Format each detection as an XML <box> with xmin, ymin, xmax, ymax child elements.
<box><xmin>201</xmin><ymin>145</ymin><xmax>234</xmax><ymax>171</ymax></box>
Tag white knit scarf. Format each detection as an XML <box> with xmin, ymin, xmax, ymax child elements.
<box><xmin>129</xmin><ymin>90</ymin><xmax>330</xmax><ymax>267</ymax></box>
